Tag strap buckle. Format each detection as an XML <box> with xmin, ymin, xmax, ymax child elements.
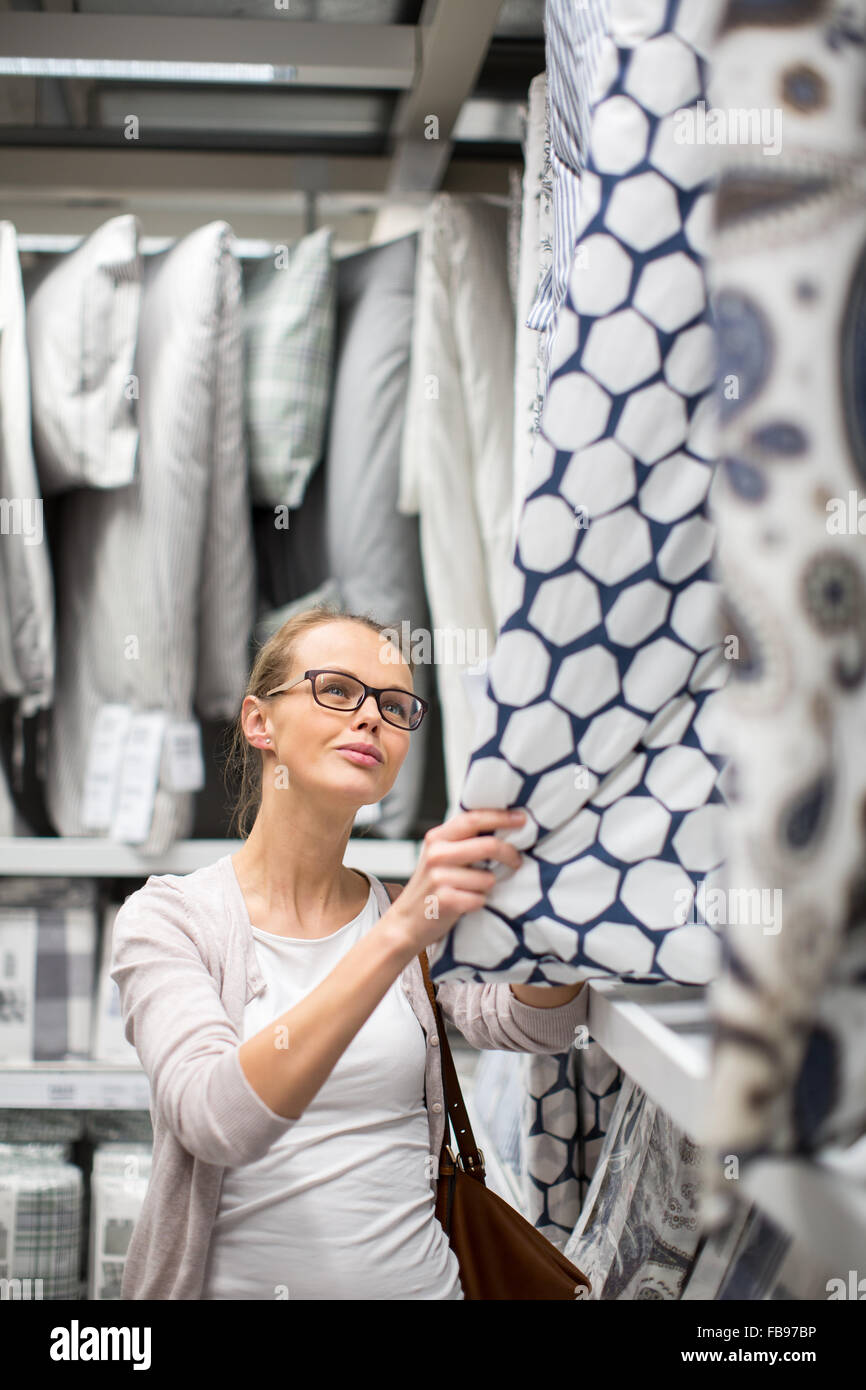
<box><xmin>457</xmin><ymin>1148</ymin><xmax>485</xmax><ymax>1178</ymax></box>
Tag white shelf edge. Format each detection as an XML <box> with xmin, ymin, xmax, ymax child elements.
<box><xmin>0</xmin><ymin>1062</ymin><xmax>150</xmax><ymax>1110</ymax></box>
<box><xmin>586</xmin><ymin>980</ymin><xmax>711</xmax><ymax>1142</ymax></box>
<box><xmin>0</xmin><ymin>836</ymin><xmax>421</xmax><ymax>878</ymax></box>
<box><xmin>740</xmin><ymin>1156</ymin><xmax>866</xmax><ymax>1276</ymax></box>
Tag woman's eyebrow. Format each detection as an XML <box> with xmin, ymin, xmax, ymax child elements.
<box><xmin>327</xmin><ymin>664</ymin><xmax>414</xmax><ymax>693</ymax></box>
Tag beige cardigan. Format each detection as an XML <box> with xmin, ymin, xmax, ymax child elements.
<box><xmin>110</xmin><ymin>854</ymin><xmax>590</xmax><ymax>1299</ymax></box>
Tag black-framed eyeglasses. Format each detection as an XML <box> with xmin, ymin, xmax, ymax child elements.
<box><xmin>265</xmin><ymin>668</ymin><xmax>428</xmax><ymax>731</ymax></box>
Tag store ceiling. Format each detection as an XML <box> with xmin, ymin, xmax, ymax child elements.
<box><xmin>0</xmin><ymin>0</ymin><xmax>544</xmax><ymax>156</ymax></box>
<box><xmin>0</xmin><ymin>0</ymin><xmax>542</xmax><ymax>238</ymax></box>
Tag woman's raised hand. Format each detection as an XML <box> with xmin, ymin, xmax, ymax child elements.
<box><xmin>387</xmin><ymin>807</ymin><xmax>526</xmax><ymax>952</ymax></box>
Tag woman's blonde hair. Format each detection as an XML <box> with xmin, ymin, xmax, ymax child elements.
<box><xmin>224</xmin><ymin>604</ymin><xmax>414</xmax><ymax>839</ymax></box>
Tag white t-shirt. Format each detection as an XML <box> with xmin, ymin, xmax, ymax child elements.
<box><xmin>200</xmin><ymin>874</ymin><xmax>463</xmax><ymax>1301</ymax></box>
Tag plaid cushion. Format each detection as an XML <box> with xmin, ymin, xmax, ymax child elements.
<box><xmin>0</xmin><ymin>1152</ymin><xmax>83</xmax><ymax>1299</ymax></box>
<box><xmin>242</xmin><ymin>227</ymin><xmax>335</xmax><ymax>508</ymax></box>
<box><xmin>0</xmin><ymin>877</ymin><xmax>97</xmax><ymax>1061</ymax></box>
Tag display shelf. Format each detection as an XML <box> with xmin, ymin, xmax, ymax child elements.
<box><xmin>0</xmin><ymin>836</ymin><xmax>422</xmax><ymax>879</ymax></box>
<box><xmin>740</xmin><ymin>1156</ymin><xmax>866</xmax><ymax>1277</ymax></box>
<box><xmin>0</xmin><ymin>1062</ymin><xmax>149</xmax><ymax>1110</ymax></box>
<box><xmin>585</xmin><ymin>980</ymin><xmax>712</xmax><ymax>1141</ymax></box>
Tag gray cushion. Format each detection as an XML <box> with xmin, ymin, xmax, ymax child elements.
<box><xmin>324</xmin><ymin>234</ymin><xmax>431</xmax><ymax>839</ymax></box>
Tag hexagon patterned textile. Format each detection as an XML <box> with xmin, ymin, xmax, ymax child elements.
<box><xmin>429</xmin><ymin>0</ymin><xmax>731</xmax><ymax>989</ymax></box>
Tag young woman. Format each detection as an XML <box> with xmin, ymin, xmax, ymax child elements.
<box><xmin>111</xmin><ymin>606</ymin><xmax>587</xmax><ymax>1300</ymax></box>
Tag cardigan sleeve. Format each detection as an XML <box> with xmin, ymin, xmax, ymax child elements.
<box><xmin>433</xmin><ymin>973</ymin><xmax>590</xmax><ymax>1054</ymax></box>
<box><xmin>110</xmin><ymin>875</ymin><xmax>297</xmax><ymax>1167</ymax></box>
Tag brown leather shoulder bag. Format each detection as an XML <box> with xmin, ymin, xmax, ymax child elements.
<box><xmin>417</xmin><ymin>948</ymin><xmax>592</xmax><ymax>1301</ymax></box>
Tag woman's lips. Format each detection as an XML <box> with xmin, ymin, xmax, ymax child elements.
<box><xmin>336</xmin><ymin>748</ymin><xmax>381</xmax><ymax>768</ymax></box>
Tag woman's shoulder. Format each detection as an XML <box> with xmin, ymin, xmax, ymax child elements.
<box><xmin>114</xmin><ymin>857</ymin><xmax>228</xmax><ymax>934</ymax></box>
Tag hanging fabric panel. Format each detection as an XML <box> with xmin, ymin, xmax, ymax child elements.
<box><xmin>429</xmin><ymin>0</ymin><xmax>730</xmax><ymax>988</ymax></box>
<box><xmin>702</xmin><ymin>0</ymin><xmax>866</xmax><ymax>1211</ymax></box>
<box><xmin>399</xmin><ymin>196</ymin><xmax>516</xmax><ymax>812</ymax></box>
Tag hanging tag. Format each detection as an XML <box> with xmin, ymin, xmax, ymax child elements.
<box><xmin>164</xmin><ymin>719</ymin><xmax>205</xmax><ymax>793</ymax></box>
<box><xmin>109</xmin><ymin>711</ymin><xmax>167</xmax><ymax>845</ymax></box>
<box><xmin>82</xmin><ymin>703</ymin><xmax>133</xmax><ymax>830</ymax></box>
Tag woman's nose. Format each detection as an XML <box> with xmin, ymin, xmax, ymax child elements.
<box><xmin>353</xmin><ymin>693</ymin><xmax>381</xmax><ymax>724</ymax></box>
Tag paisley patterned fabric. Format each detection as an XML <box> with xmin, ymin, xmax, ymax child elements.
<box><xmin>429</xmin><ymin>0</ymin><xmax>730</xmax><ymax>989</ymax></box>
<box><xmin>562</xmin><ymin>1075</ymin><xmax>705</xmax><ymax>1299</ymax></box>
<box><xmin>702</xmin><ymin>0</ymin><xmax>866</xmax><ymax>1215</ymax></box>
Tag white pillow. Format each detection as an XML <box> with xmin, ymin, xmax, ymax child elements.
<box><xmin>26</xmin><ymin>215</ymin><xmax>142</xmax><ymax>494</ymax></box>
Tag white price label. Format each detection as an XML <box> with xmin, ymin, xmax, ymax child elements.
<box><xmin>164</xmin><ymin>719</ymin><xmax>205</xmax><ymax>792</ymax></box>
<box><xmin>82</xmin><ymin>703</ymin><xmax>133</xmax><ymax>830</ymax></box>
<box><xmin>109</xmin><ymin>712</ymin><xmax>167</xmax><ymax>845</ymax></box>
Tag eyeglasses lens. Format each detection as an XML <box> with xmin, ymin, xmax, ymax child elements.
<box><xmin>313</xmin><ymin>673</ymin><xmax>422</xmax><ymax>729</ymax></box>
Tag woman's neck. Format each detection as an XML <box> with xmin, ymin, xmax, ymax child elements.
<box><xmin>231</xmin><ymin>800</ymin><xmax>362</xmax><ymax>933</ymax></box>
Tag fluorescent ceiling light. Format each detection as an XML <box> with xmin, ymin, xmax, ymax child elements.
<box><xmin>0</xmin><ymin>57</ymin><xmax>296</xmax><ymax>83</ymax></box>
<box><xmin>453</xmin><ymin>98</ymin><xmax>523</xmax><ymax>143</ymax></box>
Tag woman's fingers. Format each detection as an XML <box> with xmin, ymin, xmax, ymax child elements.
<box><xmin>425</xmin><ymin>865</ymin><xmax>498</xmax><ymax>895</ymax></box>
<box><xmin>428</xmin><ymin>808</ymin><xmax>525</xmax><ymax>842</ymax></box>
<box><xmin>425</xmin><ymin>832</ymin><xmax>523</xmax><ymax>872</ymax></box>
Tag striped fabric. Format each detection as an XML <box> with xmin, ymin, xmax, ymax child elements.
<box><xmin>242</xmin><ymin>226</ymin><xmax>336</xmax><ymax>508</ymax></box>
<box><xmin>0</xmin><ymin>223</ymin><xmax>55</xmax><ymax>719</ymax></box>
<box><xmin>526</xmin><ymin>0</ymin><xmax>611</xmax><ymax>338</ymax></box>
<box><xmin>24</xmin><ymin>215</ymin><xmax>142</xmax><ymax>495</ymax></box>
<box><xmin>45</xmin><ymin>223</ymin><xmax>254</xmax><ymax>854</ymax></box>
<box><xmin>511</xmin><ymin>73</ymin><xmax>555</xmax><ymax>547</ymax></box>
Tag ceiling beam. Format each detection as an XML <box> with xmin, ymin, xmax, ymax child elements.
<box><xmin>387</xmin><ymin>0</ymin><xmax>505</xmax><ymax>195</ymax></box>
<box><xmin>0</xmin><ymin>13</ymin><xmax>416</xmax><ymax>89</ymax></box>
<box><xmin>0</xmin><ymin>146</ymin><xmax>514</xmax><ymax>214</ymax></box>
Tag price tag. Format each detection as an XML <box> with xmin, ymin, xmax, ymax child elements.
<box><xmin>163</xmin><ymin>719</ymin><xmax>205</xmax><ymax>793</ymax></box>
<box><xmin>109</xmin><ymin>712</ymin><xmax>167</xmax><ymax>845</ymax></box>
<box><xmin>82</xmin><ymin>703</ymin><xmax>133</xmax><ymax>830</ymax></box>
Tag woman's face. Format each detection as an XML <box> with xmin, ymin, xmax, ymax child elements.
<box><xmin>253</xmin><ymin>621</ymin><xmax>415</xmax><ymax>811</ymax></box>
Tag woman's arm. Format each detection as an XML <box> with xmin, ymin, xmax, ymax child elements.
<box><xmin>237</xmin><ymin>910</ymin><xmax>418</xmax><ymax>1118</ymax></box>
<box><xmin>508</xmin><ymin>981</ymin><xmax>585</xmax><ymax>1007</ymax></box>
<box><xmin>383</xmin><ymin>882</ymin><xmax>588</xmax><ymax>1050</ymax></box>
<box><xmin>383</xmin><ymin>881</ymin><xmax>584</xmax><ymax>1009</ymax></box>
<box><xmin>239</xmin><ymin>811</ymin><xmax>524</xmax><ymax>1119</ymax></box>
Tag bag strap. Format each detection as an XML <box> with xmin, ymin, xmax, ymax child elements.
<box><xmin>380</xmin><ymin>880</ymin><xmax>485</xmax><ymax>1179</ymax></box>
<box><xmin>418</xmin><ymin>949</ymin><xmax>486</xmax><ymax>1181</ymax></box>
